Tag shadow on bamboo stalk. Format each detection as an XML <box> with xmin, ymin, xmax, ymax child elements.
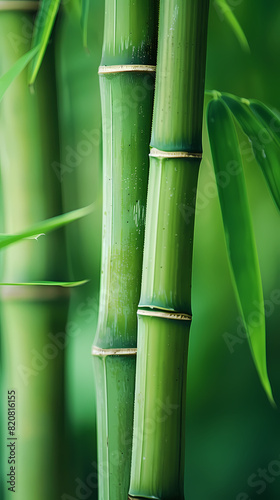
<box><xmin>0</xmin><ymin>7</ymin><xmax>68</xmax><ymax>499</ymax></box>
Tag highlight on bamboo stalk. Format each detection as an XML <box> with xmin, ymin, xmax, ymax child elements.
<box><xmin>207</xmin><ymin>97</ymin><xmax>275</xmax><ymax>406</ymax></box>
<box><xmin>129</xmin><ymin>1</ymin><xmax>210</xmax><ymax>499</ymax></box>
<box><xmin>92</xmin><ymin>0</ymin><xmax>158</xmax><ymax>498</ymax></box>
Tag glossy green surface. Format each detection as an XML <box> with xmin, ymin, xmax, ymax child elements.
<box><xmin>207</xmin><ymin>97</ymin><xmax>274</xmax><ymax>404</ymax></box>
<box><xmin>139</xmin><ymin>157</ymin><xmax>199</xmax><ymax>313</ymax></box>
<box><xmin>101</xmin><ymin>0</ymin><xmax>158</xmax><ymax>66</ymax></box>
<box><xmin>130</xmin><ymin>1</ymin><xmax>210</xmax><ymax>498</ymax></box>
<box><xmin>151</xmin><ymin>0</ymin><xmax>209</xmax><ymax>152</ymax></box>
<box><xmin>223</xmin><ymin>95</ymin><xmax>280</xmax><ymax>212</ymax></box>
<box><xmin>95</xmin><ymin>72</ymin><xmax>155</xmax><ymax>349</ymax></box>
<box><xmin>94</xmin><ymin>1</ymin><xmax>156</xmax><ymax>498</ymax></box>
<box><xmin>93</xmin><ymin>355</ymin><xmax>136</xmax><ymax>500</ymax></box>
<box><xmin>130</xmin><ymin>315</ymin><xmax>189</xmax><ymax>500</ymax></box>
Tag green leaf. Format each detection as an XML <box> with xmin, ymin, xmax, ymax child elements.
<box><xmin>207</xmin><ymin>97</ymin><xmax>275</xmax><ymax>406</ymax></box>
<box><xmin>249</xmin><ymin>99</ymin><xmax>280</xmax><ymax>149</ymax></box>
<box><xmin>0</xmin><ymin>46</ymin><xmax>39</xmax><ymax>103</ymax></box>
<box><xmin>214</xmin><ymin>0</ymin><xmax>250</xmax><ymax>52</ymax></box>
<box><xmin>29</xmin><ymin>0</ymin><xmax>61</xmax><ymax>85</ymax></box>
<box><xmin>0</xmin><ymin>204</ymin><xmax>93</xmax><ymax>250</ymax></box>
<box><xmin>0</xmin><ymin>280</ymin><xmax>88</xmax><ymax>287</ymax></box>
<box><xmin>222</xmin><ymin>94</ymin><xmax>280</xmax><ymax>211</ymax></box>
<box><xmin>81</xmin><ymin>0</ymin><xmax>90</xmax><ymax>48</ymax></box>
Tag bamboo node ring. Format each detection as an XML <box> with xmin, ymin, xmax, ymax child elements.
<box><xmin>98</xmin><ymin>65</ymin><xmax>156</xmax><ymax>75</ymax></box>
<box><xmin>92</xmin><ymin>346</ymin><xmax>137</xmax><ymax>357</ymax></box>
<box><xmin>0</xmin><ymin>1</ymin><xmax>39</xmax><ymax>11</ymax></box>
<box><xmin>137</xmin><ymin>309</ymin><xmax>192</xmax><ymax>321</ymax></box>
<box><xmin>149</xmin><ymin>147</ymin><xmax>202</xmax><ymax>159</ymax></box>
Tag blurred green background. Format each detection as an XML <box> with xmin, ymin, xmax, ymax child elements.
<box><xmin>1</xmin><ymin>1</ymin><xmax>280</xmax><ymax>499</ymax></box>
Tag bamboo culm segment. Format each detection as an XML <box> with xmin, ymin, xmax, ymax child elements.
<box><xmin>0</xmin><ymin>12</ymin><xmax>67</xmax><ymax>500</ymax></box>
<box><xmin>129</xmin><ymin>314</ymin><xmax>190</xmax><ymax>500</ymax></box>
<box><xmin>151</xmin><ymin>0</ymin><xmax>209</xmax><ymax>152</ymax></box>
<box><xmin>129</xmin><ymin>0</ymin><xmax>210</xmax><ymax>498</ymax></box>
<box><xmin>95</xmin><ymin>71</ymin><xmax>155</xmax><ymax>350</ymax></box>
<box><xmin>93</xmin><ymin>1</ymin><xmax>158</xmax><ymax>497</ymax></box>
<box><xmin>139</xmin><ymin>157</ymin><xmax>199</xmax><ymax>314</ymax></box>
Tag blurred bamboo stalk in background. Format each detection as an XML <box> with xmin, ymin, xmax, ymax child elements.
<box><xmin>92</xmin><ymin>0</ymin><xmax>158</xmax><ymax>498</ymax></box>
<box><xmin>129</xmin><ymin>1</ymin><xmax>210</xmax><ymax>498</ymax></box>
<box><xmin>55</xmin><ymin>2</ymin><xmax>104</xmax><ymax>496</ymax></box>
<box><xmin>0</xmin><ymin>4</ymin><xmax>68</xmax><ymax>499</ymax></box>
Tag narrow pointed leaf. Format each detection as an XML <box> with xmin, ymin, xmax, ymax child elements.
<box><xmin>81</xmin><ymin>0</ymin><xmax>90</xmax><ymax>48</ymax></box>
<box><xmin>207</xmin><ymin>98</ymin><xmax>274</xmax><ymax>405</ymax></box>
<box><xmin>0</xmin><ymin>280</ymin><xmax>88</xmax><ymax>287</ymax></box>
<box><xmin>222</xmin><ymin>94</ymin><xmax>280</xmax><ymax>211</ymax></box>
<box><xmin>214</xmin><ymin>0</ymin><xmax>249</xmax><ymax>52</ymax></box>
<box><xmin>29</xmin><ymin>0</ymin><xmax>61</xmax><ymax>84</ymax></box>
<box><xmin>249</xmin><ymin>99</ymin><xmax>280</xmax><ymax>149</ymax></box>
<box><xmin>0</xmin><ymin>205</ymin><xmax>93</xmax><ymax>250</ymax></box>
<box><xmin>0</xmin><ymin>46</ymin><xmax>39</xmax><ymax>102</ymax></box>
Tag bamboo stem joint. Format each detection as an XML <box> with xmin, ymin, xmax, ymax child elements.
<box><xmin>149</xmin><ymin>147</ymin><xmax>202</xmax><ymax>159</ymax></box>
<box><xmin>92</xmin><ymin>346</ymin><xmax>137</xmax><ymax>357</ymax></box>
<box><xmin>98</xmin><ymin>65</ymin><xmax>156</xmax><ymax>75</ymax></box>
<box><xmin>137</xmin><ymin>309</ymin><xmax>192</xmax><ymax>321</ymax></box>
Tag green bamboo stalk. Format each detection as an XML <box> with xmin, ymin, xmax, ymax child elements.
<box><xmin>129</xmin><ymin>1</ymin><xmax>210</xmax><ymax>499</ymax></box>
<box><xmin>92</xmin><ymin>1</ymin><xmax>158</xmax><ymax>498</ymax></box>
<box><xmin>55</xmin><ymin>4</ymin><xmax>104</xmax><ymax>495</ymax></box>
<box><xmin>0</xmin><ymin>7</ymin><xmax>68</xmax><ymax>499</ymax></box>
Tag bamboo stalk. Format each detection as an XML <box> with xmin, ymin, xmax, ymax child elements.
<box><xmin>55</xmin><ymin>5</ymin><xmax>104</xmax><ymax>495</ymax></box>
<box><xmin>0</xmin><ymin>8</ymin><xmax>68</xmax><ymax>499</ymax></box>
<box><xmin>129</xmin><ymin>1</ymin><xmax>210</xmax><ymax>499</ymax></box>
<box><xmin>92</xmin><ymin>1</ymin><xmax>158</xmax><ymax>498</ymax></box>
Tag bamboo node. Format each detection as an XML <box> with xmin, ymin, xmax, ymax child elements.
<box><xmin>0</xmin><ymin>1</ymin><xmax>39</xmax><ymax>10</ymax></box>
<box><xmin>149</xmin><ymin>147</ymin><xmax>202</xmax><ymax>159</ymax></box>
<box><xmin>137</xmin><ymin>309</ymin><xmax>192</xmax><ymax>321</ymax></box>
<box><xmin>98</xmin><ymin>65</ymin><xmax>156</xmax><ymax>75</ymax></box>
<box><xmin>92</xmin><ymin>346</ymin><xmax>137</xmax><ymax>357</ymax></box>
<box><xmin>0</xmin><ymin>286</ymin><xmax>70</xmax><ymax>301</ymax></box>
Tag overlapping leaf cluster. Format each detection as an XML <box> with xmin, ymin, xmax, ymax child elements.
<box><xmin>207</xmin><ymin>93</ymin><xmax>280</xmax><ymax>405</ymax></box>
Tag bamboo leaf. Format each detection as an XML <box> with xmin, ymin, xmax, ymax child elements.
<box><xmin>0</xmin><ymin>280</ymin><xmax>88</xmax><ymax>287</ymax></box>
<box><xmin>207</xmin><ymin>97</ymin><xmax>275</xmax><ymax>406</ymax></box>
<box><xmin>0</xmin><ymin>46</ymin><xmax>39</xmax><ymax>102</ymax></box>
<box><xmin>81</xmin><ymin>0</ymin><xmax>90</xmax><ymax>48</ymax></box>
<box><xmin>214</xmin><ymin>0</ymin><xmax>250</xmax><ymax>52</ymax></box>
<box><xmin>249</xmin><ymin>99</ymin><xmax>280</xmax><ymax>149</ymax></box>
<box><xmin>29</xmin><ymin>0</ymin><xmax>61</xmax><ymax>85</ymax></box>
<box><xmin>222</xmin><ymin>94</ymin><xmax>280</xmax><ymax>211</ymax></box>
<box><xmin>0</xmin><ymin>204</ymin><xmax>93</xmax><ymax>250</ymax></box>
